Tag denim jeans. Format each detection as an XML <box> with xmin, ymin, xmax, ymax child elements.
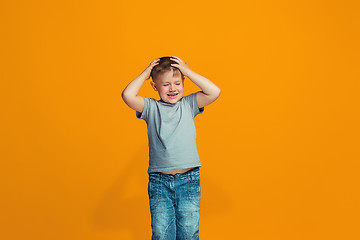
<box><xmin>148</xmin><ymin>167</ymin><xmax>201</xmax><ymax>240</ymax></box>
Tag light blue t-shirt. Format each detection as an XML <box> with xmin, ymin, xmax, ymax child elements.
<box><xmin>136</xmin><ymin>92</ymin><xmax>204</xmax><ymax>173</ymax></box>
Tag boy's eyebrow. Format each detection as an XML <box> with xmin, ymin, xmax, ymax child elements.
<box><xmin>161</xmin><ymin>80</ymin><xmax>182</xmax><ymax>83</ymax></box>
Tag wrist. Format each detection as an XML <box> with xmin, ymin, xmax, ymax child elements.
<box><xmin>142</xmin><ymin>67</ymin><xmax>152</xmax><ymax>80</ymax></box>
<box><xmin>181</xmin><ymin>68</ymin><xmax>193</xmax><ymax>78</ymax></box>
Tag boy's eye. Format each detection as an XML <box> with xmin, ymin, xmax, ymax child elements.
<box><xmin>163</xmin><ymin>84</ymin><xmax>169</xmax><ymax>86</ymax></box>
<box><xmin>176</xmin><ymin>83</ymin><xmax>181</xmax><ymax>85</ymax></box>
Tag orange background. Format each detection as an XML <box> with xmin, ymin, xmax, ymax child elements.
<box><xmin>1</xmin><ymin>0</ymin><xmax>359</xmax><ymax>239</ymax></box>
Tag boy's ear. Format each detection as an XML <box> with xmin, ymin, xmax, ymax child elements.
<box><xmin>150</xmin><ymin>81</ymin><xmax>157</xmax><ymax>91</ymax></box>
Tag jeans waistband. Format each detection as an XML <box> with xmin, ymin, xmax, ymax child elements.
<box><xmin>149</xmin><ymin>167</ymin><xmax>200</xmax><ymax>180</ymax></box>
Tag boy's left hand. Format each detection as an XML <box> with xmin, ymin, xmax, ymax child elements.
<box><xmin>170</xmin><ymin>56</ymin><xmax>191</xmax><ymax>77</ymax></box>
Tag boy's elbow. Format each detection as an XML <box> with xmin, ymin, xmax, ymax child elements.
<box><xmin>214</xmin><ymin>87</ymin><xmax>221</xmax><ymax>99</ymax></box>
<box><xmin>121</xmin><ymin>90</ymin><xmax>132</xmax><ymax>100</ymax></box>
<box><xmin>208</xmin><ymin>88</ymin><xmax>221</xmax><ymax>103</ymax></box>
<box><xmin>121</xmin><ymin>91</ymin><xmax>126</xmax><ymax>101</ymax></box>
<box><xmin>121</xmin><ymin>90</ymin><xmax>132</xmax><ymax>103</ymax></box>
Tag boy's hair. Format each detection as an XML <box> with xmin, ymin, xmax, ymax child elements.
<box><xmin>150</xmin><ymin>56</ymin><xmax>185</xmax><ymax>82</ymax></box>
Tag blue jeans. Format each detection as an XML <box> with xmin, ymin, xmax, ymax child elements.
<box><xmin>148</xmin><ymin>167</ymin><xmax>201</xmax><ymax>240</ymax></box>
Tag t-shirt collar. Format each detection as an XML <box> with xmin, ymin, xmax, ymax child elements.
<box><xmin>159</xmin><ymin>98</ymin><xmax>183</xmax><ymax>104</ymax></box>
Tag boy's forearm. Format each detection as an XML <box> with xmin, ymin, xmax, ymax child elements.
<box><xmin>185</xmin><ymin>69</ymin><xmax>221</xmax><ymax>96</ymax></box>
<box><xmin>122</xmin><ymin>69</ymin><xmax>149</xmax><ymax>98</ymax></box>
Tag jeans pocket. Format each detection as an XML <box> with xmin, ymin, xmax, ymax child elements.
<box><xmin>188</xmin><ymin>175</ymin><xmax>201</xmax><ymax>207</ymax></box>
<box><xmin>148</xmin><ymin>176</ymin><xmax>161</xmax><ymax>210</ymax></box>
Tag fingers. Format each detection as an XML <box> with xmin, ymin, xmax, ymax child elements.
<box><xmin>171</xmin><ymin>56</ymin><xmax>187</xmax><ymax>68</ymax></box>
<box><xmin>151</xmin><ymin>58</ymin><xmax>160</xmax><ymax>64</ymax></box>
<box><xmin>150</xmin><ymin>56</ymin><xmax>185</xmax><ymax>68</ymax></box>
<box><xmin>170</xmin><ymin>56</ymin><xmax>183</xmax><ymax>63</ymax></box>
<box><xmin>150</xmin><ymin>58</ymin><xmax>160</xmax><ymax>67</ymax></box>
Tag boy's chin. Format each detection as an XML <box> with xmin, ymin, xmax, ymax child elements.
<box><xmin>161</xmin><ymin>96</ymin><xmax>181</xmax><ymax>104</ymax></box>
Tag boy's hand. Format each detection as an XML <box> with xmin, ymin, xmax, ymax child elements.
<box><xmin>144</xmin><ymin>58</ymin><xmax>160</xmax><ymax>80</ymax></box>
<box><xmin>170</xmin><ymin>56</ymin><xmax>191</xmax><ymax>77</ymax></box>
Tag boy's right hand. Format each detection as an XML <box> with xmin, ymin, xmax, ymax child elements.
<box><xmin>144</xmin><ymin>58</ymin><xmax>160</xmax><ymax>80</ymax></box>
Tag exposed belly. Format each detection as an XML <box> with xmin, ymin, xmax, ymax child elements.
<box><xmin>161</xmin><ymin>167</ymin><xmax>196</xmax><ymax>175</ymax></box>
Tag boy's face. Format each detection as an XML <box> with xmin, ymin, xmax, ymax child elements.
<box><xmin>151</xmin><ymin>70</ymin><xmax>184</xmax><ymax>104</ymax></box>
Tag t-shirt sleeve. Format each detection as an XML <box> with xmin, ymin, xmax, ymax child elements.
<box><xmin>185</xmin><ymin>92</ymin><xmax>205</xmax><ymax>117</ymax></box>
<box><xmin>136</xmin><ymin>96</ymin><xmax>150</xmax><ymax>121</ymax></box>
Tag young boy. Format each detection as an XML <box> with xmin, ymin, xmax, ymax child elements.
<box><xmin>121</xmin><ymin>56</ymin><xmax>221</xmax><ymax>239</ymax></box>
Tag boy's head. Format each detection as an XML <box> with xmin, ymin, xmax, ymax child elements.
<box><xmin>150</xmin><ymin>56</ymin><xmax>185</xmax><ymax>104</ymax></box>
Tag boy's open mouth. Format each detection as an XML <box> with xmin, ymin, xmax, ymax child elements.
<box><xmin>167</xmin><ymin>93</ymin><xmax>178</xmax><ymax>97</ymax></box>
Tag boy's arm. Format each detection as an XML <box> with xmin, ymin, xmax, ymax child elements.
<box><xmin>121</xmin><ymin>58</ymin><xmax>160</xmax><ymax>113</ymax></box>
<box><xmin>170</xmin><ymin>56</ymin><xmax>221</xmax><ymax>108</ymax></box>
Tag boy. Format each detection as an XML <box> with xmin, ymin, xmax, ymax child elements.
<box><xmin>121</xmin><ymin>56</ymin><xmax>221</xmax><ymax>239</ymax></box>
